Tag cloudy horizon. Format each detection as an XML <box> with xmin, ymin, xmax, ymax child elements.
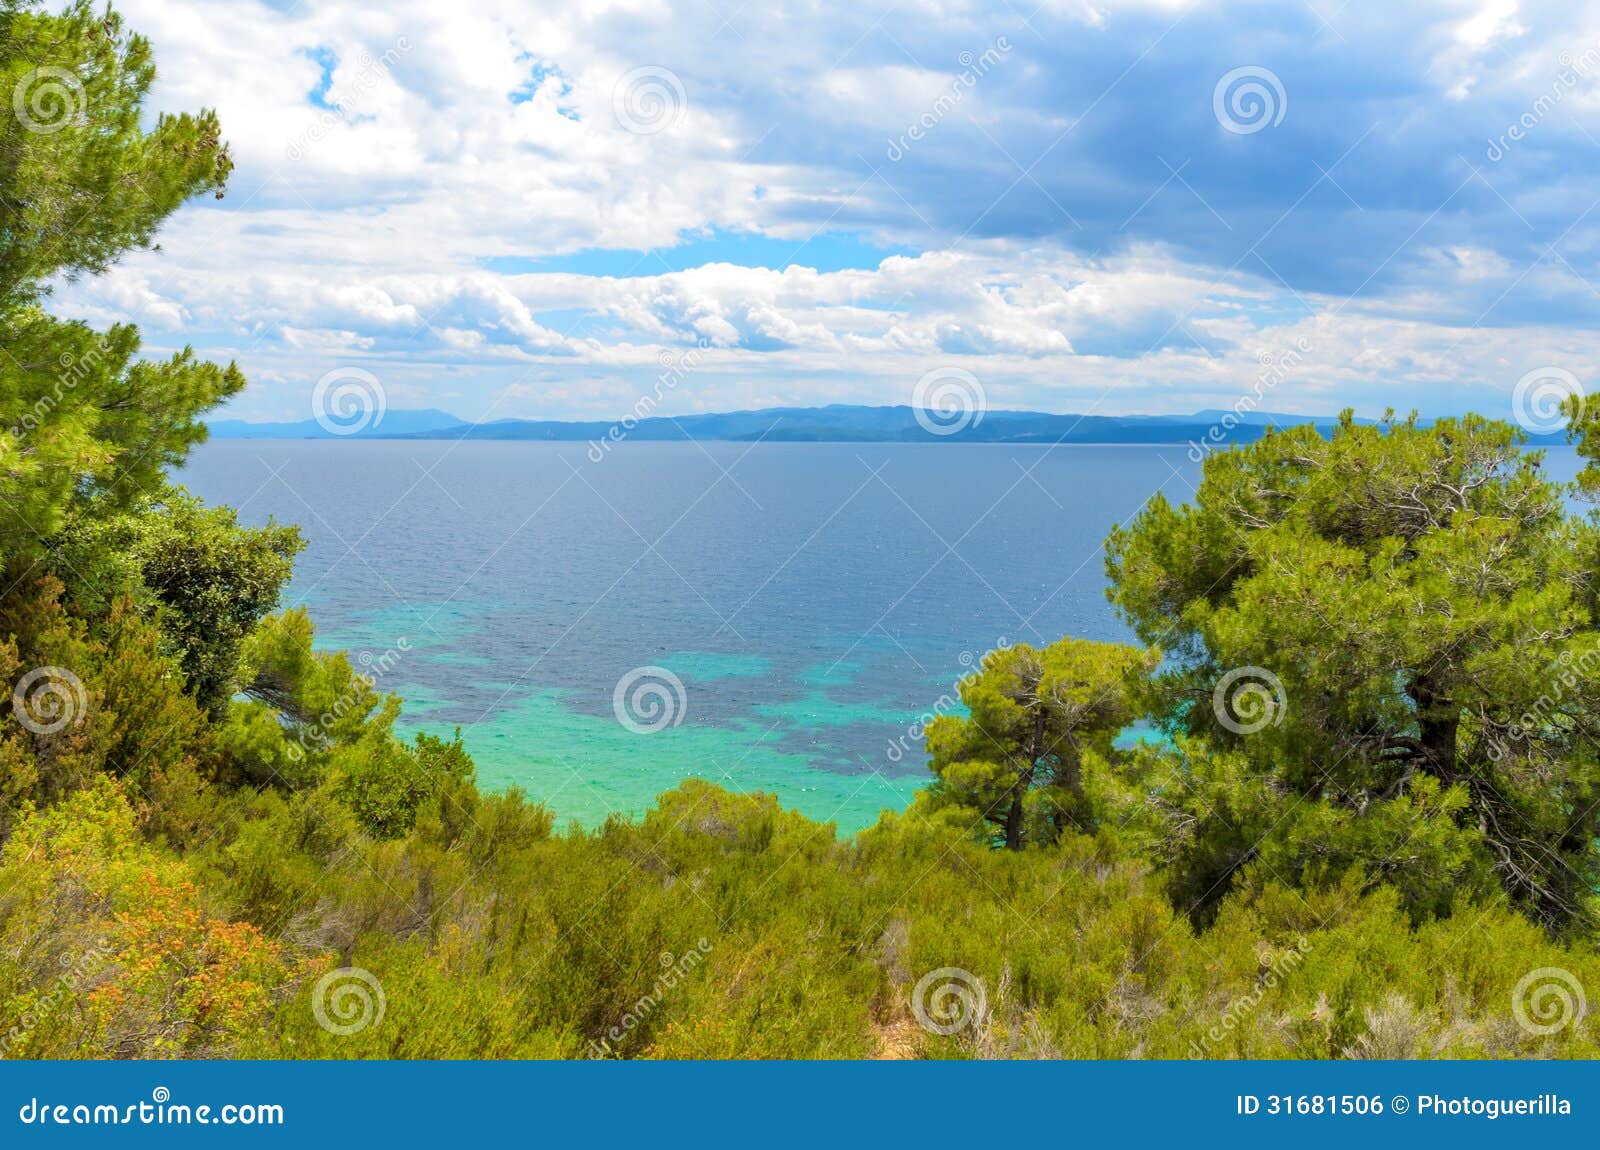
<box><xmin>45</xmin><ymin>0</ymin><xmax>1600</xmax><ymax>427</ymax></box>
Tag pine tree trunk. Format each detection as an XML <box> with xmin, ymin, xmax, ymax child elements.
<box><xmin>1003</xmin><ymin>705</ymin><xmax>1049</xmax><ymax>850</ymax></box>
<box><xmin>1408</xmin><ymin>672</ymin><xmax>1458</xmax><ymax>779</ymax></box>
<box><xmin>1004</xmin><ymin>791</ymin><xmax>1024</xmax><ymax>850</ymax></box>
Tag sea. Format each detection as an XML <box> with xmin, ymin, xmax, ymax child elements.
<box><xmin>180</xmin><ymin>437</ymin><xmax>1577</xmax><ymax>832</ymax></box>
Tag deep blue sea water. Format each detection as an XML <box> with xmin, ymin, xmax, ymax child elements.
<box><xmin>182</xmin><ymin>438</ymin><xmax>1568</xmax><ymax>831</ymax></box>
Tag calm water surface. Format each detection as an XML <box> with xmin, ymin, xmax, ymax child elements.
<box><xmin>176</xmin><ymin>439</ymin><xmax>1210</xmax><ymax>829</ymax></box>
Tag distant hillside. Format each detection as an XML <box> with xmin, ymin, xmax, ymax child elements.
<box><xmin>427</xmin><ymin>405</ymin><xmax>1308</xmax><ymax>444</ymax></box>
<box><xmin>205</xmin><ymin>404</ymin><xmax>1570</xmax><ymax>445</ymax></box>
<box><xmin>206</xmin><ymin>408</ymin><xmax>464</xmax><ymax>439</ymax></box>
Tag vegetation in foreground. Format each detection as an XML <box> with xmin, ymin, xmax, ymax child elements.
<box><xmin>2</xmin><ymin>0</ymin><xmax>1599</xmax><ymax>1059</ymax></box>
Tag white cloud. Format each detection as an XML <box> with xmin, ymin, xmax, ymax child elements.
<box><xmin>39</xmin><ymin>0</ymin><xmax>1600</xmax><ymax>426</ymax></box>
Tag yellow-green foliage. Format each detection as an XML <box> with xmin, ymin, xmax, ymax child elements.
<box><xmin>0</xmin><ymin>780</ymin><xmax>294</xmax><ymax>1057</ymax></box>
<box><xmin>5</xmin><ymin>767</ymin><xmax>1597</xmax><ymax>1060</ymax></box>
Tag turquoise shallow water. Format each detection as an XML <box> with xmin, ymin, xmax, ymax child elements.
<box><xmin>183</xmin><ymin>439</ymin><xmax>1586</xmax><ymax>833</ymax></box>
<box><xmin>181</xmin><ymin>439</ymin><xmax>1204</xmax><ymax>831</ymax></box>
<box><xmin>454</xmin><ymin>687</ymin><xmax>924</xmax><ymax>831</ymax></box>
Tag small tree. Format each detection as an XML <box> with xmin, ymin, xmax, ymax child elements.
<box><xmin>920</xmin><ymin>638</ymin><xmax>1151</xmax><ymax>848</ymax></box>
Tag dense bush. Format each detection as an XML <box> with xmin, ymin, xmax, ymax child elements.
<box><xmin>4</xmin><ymin>759</ymin><xmax>1598</xmax><ymax>1059</ymax></box>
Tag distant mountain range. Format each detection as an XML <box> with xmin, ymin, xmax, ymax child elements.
<box><xmin>207</xmin><ymin>408</ymin><xmax>466</xmax><ymax>439</ymax></box>
<box><xmin>205</xmin><ymin>405</ymin><xmax>1570</xmax><ymax>445</ymax></box>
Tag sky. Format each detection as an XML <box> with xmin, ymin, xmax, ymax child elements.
<box><xmin>46</xmin><ymin>0</ymin><xmax>1600</xmax><ymax>425</ymax></box>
